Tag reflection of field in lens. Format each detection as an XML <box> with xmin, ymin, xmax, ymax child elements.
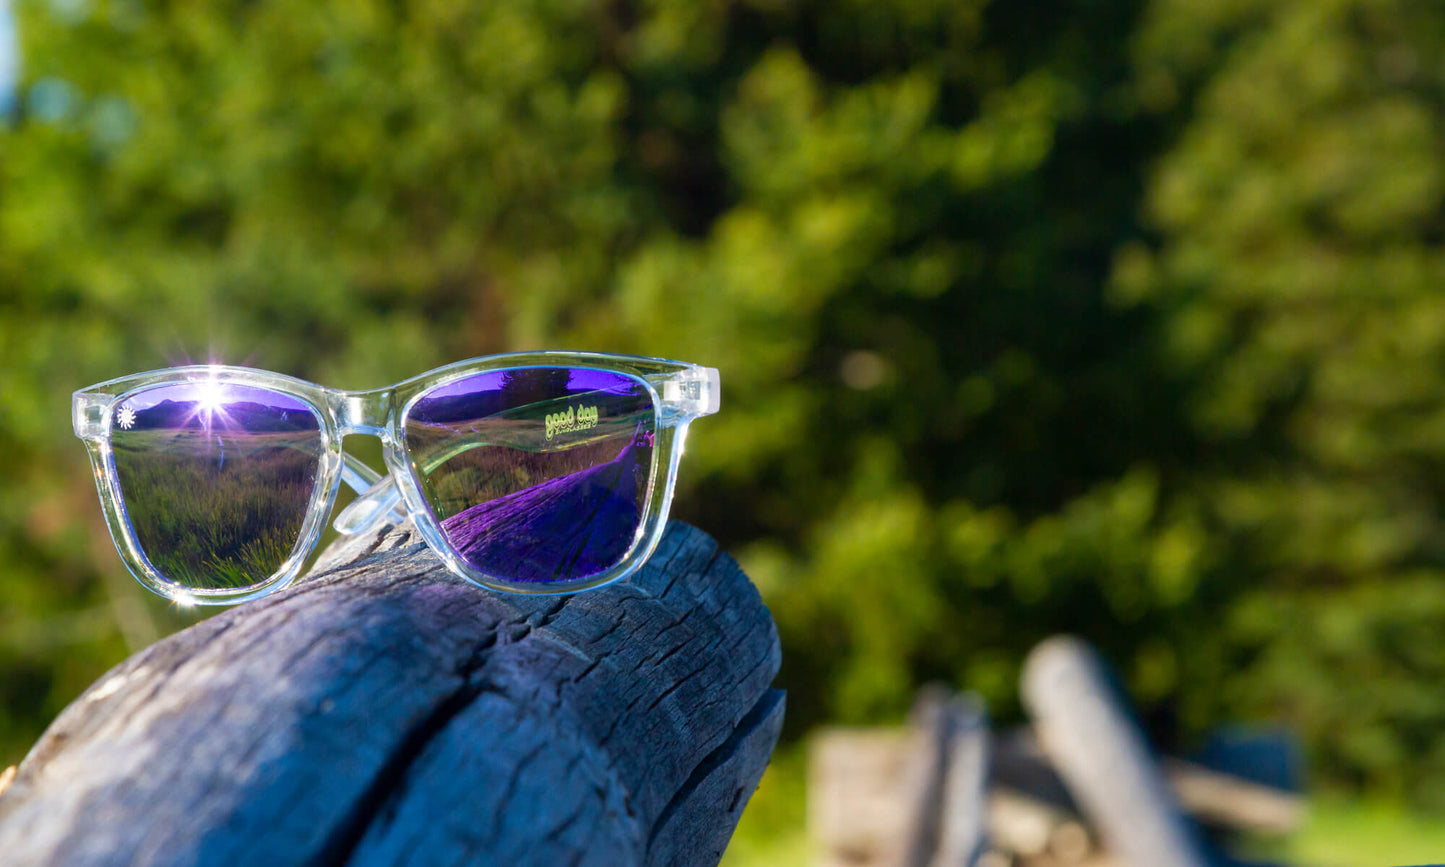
<box><xmin>405</xmin><ymin>366</ymin><xmax>659</xmax><ymax>583</ymax></box>
<box><xmin>112</xmin><ymin>427</ymin><xmax>322</xmax><ymax>590</ymax></box>
<box><xmin>406</xmin><ymin>410</ymin><xmax>650</xmax><ymax>507</ymax></box>
<box><xmin>437</xmin><ymin>439</ymin><xmax>650</xmax><ymax>583</ymax></box>
<box><xmin>407</xmin><ymin>411</ymin><xmax>655</xmax><ymax>583</ymax></box>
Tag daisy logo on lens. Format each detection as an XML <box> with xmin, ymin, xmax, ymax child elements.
<box><xmin>116</xmin><ymin>403</ymin><xmax>137</xmax><ymax>430</ymax></box>
<box><xmin>545</xmin><ymin>404</ymin><xmax>599</xmax><ymax>440</ymax></box>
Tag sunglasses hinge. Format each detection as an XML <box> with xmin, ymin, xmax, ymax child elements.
<box><xmin>649</xmin><ymin>367</ymin><xmax>721</xmax><ymax>422</ymax></box>
<box><xmin>72</xmin><ymin>393</ymin><xmax>111</xmax><ymax>439</ymax></box>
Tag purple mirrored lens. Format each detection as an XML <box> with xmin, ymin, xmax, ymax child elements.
<box><xmin>405</xmin><ymin>367</ymin><xmax>657</xmax><ymax>585</ymax></box>
<box><xmin>110</xmin><ymin>382</ymin><xmax>324</xmax><ymax>591</ymax></box>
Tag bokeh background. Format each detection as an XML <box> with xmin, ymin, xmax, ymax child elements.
<box><xmin>3</xmin><ymin>0</ymin><xmax>1445</xmax><ymax>861</ymax></box>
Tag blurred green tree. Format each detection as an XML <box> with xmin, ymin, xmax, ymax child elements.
<box><xmin>1124</xmin><ymin>0</ymin><xmax>1445</xmax><ymax>806</ymax></box>
<box><xmin>1</xmin><ymin>0</ymin><xmax>1443</xmax><ymax>811</ymax></box>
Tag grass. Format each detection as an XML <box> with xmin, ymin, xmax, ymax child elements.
<box><xmin>1275</xmin><ymin>796</ymin><xmax>1445</xmax><ymax>866</ymax></box>
<box><xmin>721</xmin><ymin>745</ymin><xmax>812</xmax><ymax>867</ymax></box>
<box><xmin>111</xmin><ymin>427</ymin><xmax>322</xmax><ymax>589</ymax></box>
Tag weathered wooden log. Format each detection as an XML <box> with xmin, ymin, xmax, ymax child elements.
<box><xmin>1164</xmin><ymin>759</ymin><xmax>1303</xmax><ymax>836</ymax></box>
<box><xmin>992</xmin><ymin>727</ymin><xmax>1302</xmax><ymax>843</ymax></box>
<box><xmin>1021</xmin><ymin>636</ymin><xmax>1214</xmax><ymax>867</ymax></box>
<box><xmin>809</xmin><ymin>728</ymin><xmax>915</xmax><ymax>866</ymax></box>
<box><xmin>810</xmin><ymin>687</ymin><xmax>990</xmax><ymax>867</ymax></box>
<box><xmin>897</xmin><ymin>687</ymin><xmax>956</xmax><ymax>867</ymax></box>
<box><xmin>896</xmin><ymin>687</ymin><xmax>991</xmax><ymax>867</ymax></box>
<box><xmin>0</xmin><ymin>520</ymin><xmax>783</xmax><ymax>867</ymax></box>
<box><xmin>929</xmin><ymin>694</ymin><xmax>989</xmax><ymax>867</ymax></box>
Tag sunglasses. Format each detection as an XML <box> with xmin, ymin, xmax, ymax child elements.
<box><xmin>72</xmin><ymin>352</ymin><xmax>720</xmax><ymax>604</ymax></box>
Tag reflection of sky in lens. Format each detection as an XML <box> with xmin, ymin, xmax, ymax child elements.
<box><xmin>119</xmin><ymin>383</ymin><xmax>318</xmax><ymax>433</ymax></box>
<box><xmin>0</xmin><ymin>0</ymin><xmax>16</xmax><ymax>117</ymax></box>
<box><xmin>123</xmin><ymin>381</ymin><xmax>311</xmax><ymax>413</ymax></box>
<box><xmin>421</xmin><ymin>367</ymin><xmax>641</xmax><ymax>402</ymax></box>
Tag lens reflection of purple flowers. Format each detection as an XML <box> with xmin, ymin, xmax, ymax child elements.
<box><xmin>406</xmin><ymin>366</ymin><xmax>659</xmax><ymax>585</ymax></box>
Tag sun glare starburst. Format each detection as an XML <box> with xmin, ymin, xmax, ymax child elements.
<box><xmin>187</xmin><ymin>376</ymin><xmax>233</xmax><ymax>430</ymax></box>
<box><xmin>198</xmin><ymin>379</ymin><xmax>225</xmax><ymax>413</ymax></box>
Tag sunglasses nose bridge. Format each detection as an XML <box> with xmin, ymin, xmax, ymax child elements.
<box><xmin>333</xmin><ymin>388</ymin><xmax>395</xmax><ymax>440</ymax></box>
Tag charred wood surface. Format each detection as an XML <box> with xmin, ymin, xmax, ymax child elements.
<box><xmin>0</xmin><ymin>521</ymin><xmax>783</xmax><ymax>867</ymax></box>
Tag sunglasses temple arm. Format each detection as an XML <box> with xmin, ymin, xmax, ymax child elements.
<box><xmin>335</xmin><ymin>454</ymin><xmax>408</xmax><ymax>535</ymax></box>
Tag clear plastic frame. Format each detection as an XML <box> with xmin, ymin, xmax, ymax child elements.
<box><xmin>72</xmin><ymin>352</ymin><xmax>721</xmax><ymax>605</ymax></box>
